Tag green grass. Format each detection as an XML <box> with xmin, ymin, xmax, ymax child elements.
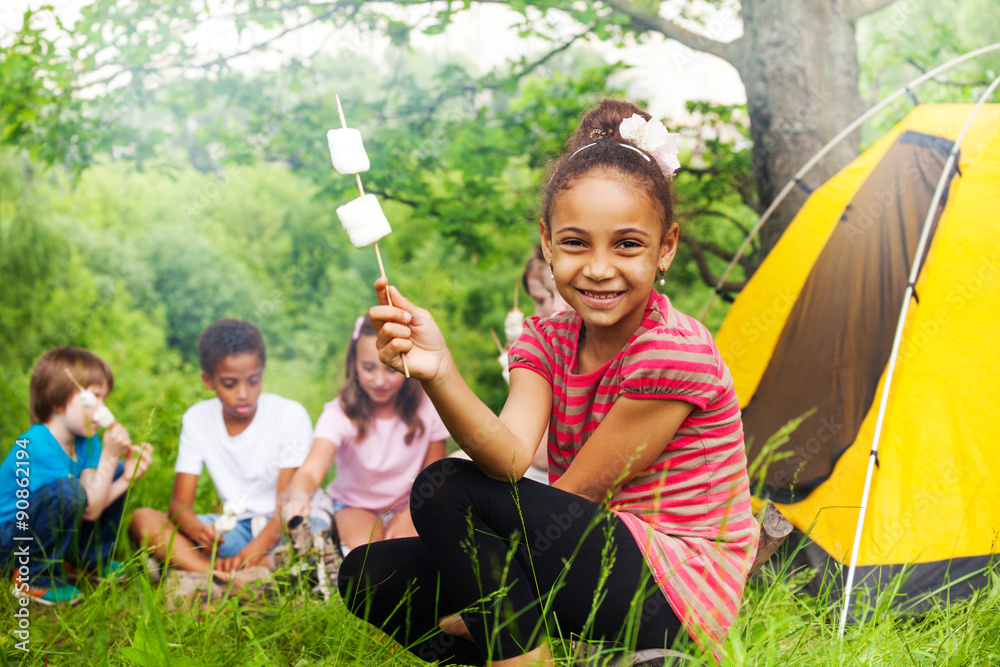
<box><xmin>1</xmin><ymin>541</ymin><xmax>997</xmax><ymax>666</ymax></box>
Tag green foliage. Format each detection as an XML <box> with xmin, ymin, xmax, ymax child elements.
<box><xmin>0</xmin><ymin>544</ymin><xmax>997</xmax><ymax>664</ymax></box>
<box><xmin>857</xmin><ymin>0</ymin><xmax>1000</xmax><ymax>146</ymax></box>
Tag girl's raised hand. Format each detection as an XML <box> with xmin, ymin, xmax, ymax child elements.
<box><xmin>370</xmin><ymin>278</ymin><xmax>449</xmax><ymax>382</ymax></box>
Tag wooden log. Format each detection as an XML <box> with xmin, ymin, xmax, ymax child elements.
<box><xmin>748</xmin><ymin>501</ymin><xmax>794</xmax><ymax>577</ymax></box>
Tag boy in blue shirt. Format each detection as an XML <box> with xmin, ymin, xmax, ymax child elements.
<box><xmin>0</xmin><ymin>347</ymin><xmax>153</xmax><ymax>605</ymax></box>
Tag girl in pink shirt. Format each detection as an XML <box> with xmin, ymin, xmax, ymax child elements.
<box><xmin>341</xmin><ymin>99</ymin><xmax>758</xmax><ymax>666</ymax></box>
<box><xmin>282</xmin><ymin>315</ymin><xmax>448</xmax><ymax>551</ymax></box>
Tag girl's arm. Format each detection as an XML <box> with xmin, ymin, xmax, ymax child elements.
<box><xmin>281</xmin><ymin>437</ymin><xmax>338</xmax><ymax>521</ymax></box>
<box><xmin>422</xmin><ymin>439</ymin><xmax>446</xmax><ymax>468</ymax></box>
<box><xmin>553</xmin><ymin>396</ymin><xmax>694</xmax><ymax>504</ymax></box>
<box><xmin>384</xmin><ymin>439</ymin><xmax>448</xmax><ymax>540</ymax></box>
<box><xmin>371</xmin><ymin>280</ymin><xmax>551</xmax><ymax>481</ymax></box>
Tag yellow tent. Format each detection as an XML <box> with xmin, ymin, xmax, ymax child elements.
<box><xmin>715</xmin><ymin>104</ymin><xmax>1000</xmax><ymax>610</ymax></box>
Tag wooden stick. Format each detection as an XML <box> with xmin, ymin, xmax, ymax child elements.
<box><xmin>747</xmin><ymin>501</ymin><xmax>794</xmax><ymax>578</ymax></box>
<box><xmin>335</xmin><ymin>94</ymin><xmax>348</xmax><ymax>128</ymax></box>
<box><xmin>513</xmin><ymin>280</ymin><xmax>519</xmax><ymax>311</ymax></box>
<box><xmin>336</xmin><ymin>94</ymin><xmax>409</xmax><ymax>377</ymax></box>
<box><xmin>64</xmin><ymin>368</ymin><xmax>84</xmax><ymax>390</ymax></box>
<box><xmin>489</xmin><ymin>328</ymin><xmax>504</xmax><ymax>355</ymax></box>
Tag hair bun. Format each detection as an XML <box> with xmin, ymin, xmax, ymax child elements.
<box><xmin>569</xmin><ymin>98</ymin><xmax>651</xmax><ymax>151</ymax></box>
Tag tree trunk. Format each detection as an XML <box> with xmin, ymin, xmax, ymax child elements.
<box><xmin>737</xmin><ymin>0</ymin><xmax>864</xmax><ymax>260</ymax></box>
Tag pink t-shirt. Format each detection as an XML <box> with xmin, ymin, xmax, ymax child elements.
<box><xmin>508</xmin><ymin>290</ymin><xmax>759</xmax><ymax>653</ymax></box>
<box><xmin>314</xmin><ymin>395</ymin><xmax>450</xmax><ymax>514</ymax></box>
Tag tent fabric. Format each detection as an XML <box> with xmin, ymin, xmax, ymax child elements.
<box><xmin>740</xmin><ymin>130</ymin><xmax>954</xmax><ymax>503</ymax></box>
<box><xmin>715</xmin><ymin>105</ymin><xmax>1000</xmax><ymax>590</ymax></box>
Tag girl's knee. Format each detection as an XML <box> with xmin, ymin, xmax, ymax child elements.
<box><xmin>129</xmin><ymin>508</ymin><xmax>163</xmax><ymax>537</ymax></box>
<box><xmin>409</xmin><ymin>457</ymin><xmax>480</xmax><ymax>523</ymax></box>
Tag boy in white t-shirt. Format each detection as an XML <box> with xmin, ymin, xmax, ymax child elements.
<box><xmin>130</xmin><ymin>320</ymin><xmax>313</xmax><ymax>574</ymax></box>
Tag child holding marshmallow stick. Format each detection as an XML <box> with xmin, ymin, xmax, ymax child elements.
<box><xmin>0</xmin><ymin>347</ymin><xmax>153</xmax><ymax>605</ymax></box>
<box><xmin>340</xmin><ymin>99</ymin><xmax>759</xmax><ymax>665</ymax></box>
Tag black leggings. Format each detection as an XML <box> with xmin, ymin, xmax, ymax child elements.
<box><xmin>337</xmin><ymin>458</ymin><xmax>681</xmax><ymax>665</ymax></box>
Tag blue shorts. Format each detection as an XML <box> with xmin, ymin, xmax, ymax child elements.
<box><xmin>328</xmin><ymin>498</ymin><xmax>398</xmax><ymax>524</ymax></box>
<box><xmin>197</xmin><ymin>513</ymin><xmax>330</xmax><ymax>558</ymax></box>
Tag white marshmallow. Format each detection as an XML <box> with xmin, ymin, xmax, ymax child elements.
<box><xmin>214</xmin><ymin>514</ymin><xmax>238</xmax><ymax>535</ymax></box>
<box><xmin>327</xmin><ymin>128</ymin><xmax>370</xmax><ymax>175</ymax></box>
<box><xmin>504</xmin><ymin>308</ymin><xmax>524</xmax><ymax>343</ymax></box>
<box><xmin>79</xmin><ymin>389</ymin><xmax>98</xmax><ymax>408</ymax></box>
<box><xmin>92</xmin><ymin>405</ymin><xmax>115</xmax><ymax>428</ymax></box>
<box><xmin>498</xmin><ymin>352</ymin><xmax>510</xmax><ymax>385</ymax></box>
<box><xmin>223</xmin><ymin>497</ymin><xmax>246</xmax><ymax>517</ymax></box>
<box><xmin>336</xmin><ymin>194</ymin><xmax>392</xmax><ymax>248</ymax></box>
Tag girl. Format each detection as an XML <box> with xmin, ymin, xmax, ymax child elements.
<box><xmin>342</xmin><ymin>99</ymin><xmax>759</xmax><ymax>666</ymax></box>
<box><xmin>522</xmin><ymin>244</ymin><xmax>570</xmax><ymax>319</ymax></box>
<box><xmin>281</xmin><ymin>316</ymin><xmax>449</xmax><ymax>551</ymax></box>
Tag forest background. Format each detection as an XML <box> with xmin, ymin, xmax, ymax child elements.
<box><xmin>1</xmin><ymin>0</ymin><xmax>997</xmax><ymax>535</ymax></box>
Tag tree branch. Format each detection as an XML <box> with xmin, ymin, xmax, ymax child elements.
<box><xmin>186</xmin><ymin>5</ymin><xmax>346</xmax><ymax>72</ymax></box>
<box><xmin>682</xmin><ymin>235</ymin><xmax>745</xmax><ymax>292</ymax></box>
<box><xmin>687</xmin><ymin>208</ymin><xmax>751</xmax><ymax>237</ymax></box>
<box><xmin>412</xmin><ymin>24</ymin><xmax>593</xmax><ymax>134</ymax></box>
<box><xmin>365</xmin><ymin>187</ymin><xmax>420</xmax><ymax>209</ymax></box>
<box><xmin>905</xmin><ymin>58</ymin><xmax>993</xmax><ymax>87</ymax></box>
<box><xmin>503</xmin><ymin>24</ymin><xmax>593</xmax><ymax>80</ymax></box>
<box><xmin>602</xmin><ymin>0</ymin><xmax>741</xmax><ymax>67</ymax></box>
<box><xmin>849</xmin><ymin>0</ymin><xmax>900</xmax><ymax>20</ymax></box>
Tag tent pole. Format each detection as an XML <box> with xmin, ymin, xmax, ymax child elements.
<box><xmin>698</xmin><ymin>43</ymin><xmax>1000</xmax><ymax>322</ymax></box>
<box><xmin>837</xmin><ymin>75</ymin><xmax>1000</xmax><ymax>639</ymax></box>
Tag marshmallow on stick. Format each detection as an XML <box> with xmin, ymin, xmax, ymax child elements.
<box><xmin>504</xmin><ymin>308</ymin><xmax>524</xmax><ymax>343</ymax></box>
<box><xmin>489</xmin><ymin>328</ymin><xmax>510</xmax><ymax>385</ymax></box>
<box><xmin>327</xmin><ymin>128</ymin><xmax>370</xmax><ymax>175</ymax></box>
<box><xmin>337</xmin><ymin>194</ymin><xmax>392</xmax><ymax>248</ymax></box>
<box><xmin>329</xmin><ymin>94</ymin><xmax>409</xmax><ymax>377</ymax></box>
<box><xmin>92</xmin><ymin>405</ymin><xmax>116</xmax><ymax>428</ymax></box>
<box><xmin>64</xmin><ymin>368</ymin><xmax>115</xmax><ymax>427</ymax></box>
<box><xmin>214</xmin><ymin>497</ymin><xmax>247</xmax><ymax>536</ymax></box>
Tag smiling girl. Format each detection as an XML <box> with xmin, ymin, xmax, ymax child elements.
<box><xmin>341</xmin><ymin>99</ymin><xmax>759</xmax><ymax>666</ymax></box>
<box><xmin>281</xmin><ymin>315</ymin><xmax>448</xmax><ymax>551</ymax></box>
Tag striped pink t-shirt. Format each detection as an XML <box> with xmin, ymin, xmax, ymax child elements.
<box><xmin>508</xmin><ymin>289</ymin><xmax>759</xmax><ymax>652</ymax></box>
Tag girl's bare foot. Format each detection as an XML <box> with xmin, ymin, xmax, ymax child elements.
<box><xmin>438</xmin><ymin>613</ymin><xmax>473</xmax><ymax>642</ymax></box>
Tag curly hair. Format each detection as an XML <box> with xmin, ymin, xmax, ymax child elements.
<box><xmin>542</xmin><ymin>98</ymin><xmax>676</xmax><ymax>239</ymax></box>
<box><xmin>198</xmin><ymin>319</ymin><xmax>266</xmax><ymax>376</ymax></box>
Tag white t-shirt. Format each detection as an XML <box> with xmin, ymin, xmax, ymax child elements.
<box><xmin>174</xmin><ymin>393</ymin><xmax>313</xmax><ymax>517</ymax></box>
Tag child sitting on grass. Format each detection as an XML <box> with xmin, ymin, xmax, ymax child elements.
<box><xmin>340</xmin><ymin>99</ymin><xmax>759</xmax><ymax>665</ymax></box>
<box><xmin>130</xmin><ymin>319</ymin><xmax>315</xmax><ymax>578</ymax></box>
<box><xmin>0</xmin><ymin>347</ymin><xmax>153</xmax><ymax>605</ymax></box>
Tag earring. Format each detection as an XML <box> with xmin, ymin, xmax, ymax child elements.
<box><xmin>658</xmin><ymin>267</ymin><xmax>666</xmax><ymax>286</ymax></box>
<box><xmin>549</xmin><ymin>261</ymin><xmax>554</xmax><ymax>280</ymax></box>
